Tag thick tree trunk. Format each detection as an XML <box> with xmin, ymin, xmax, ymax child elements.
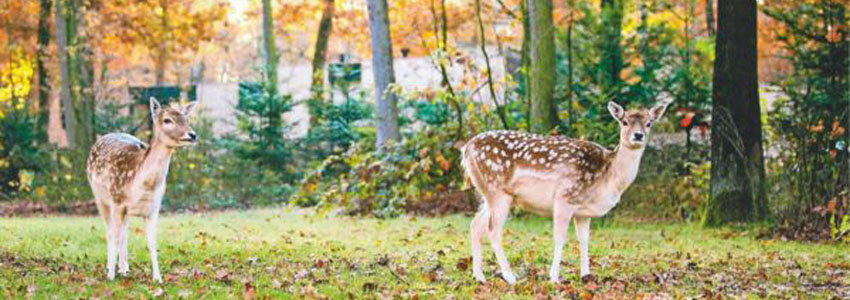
<box><xmin>71</xmin><ymin>0</ymin><xmax>94</xmax><ymax>149</ymax></box>
<box><xmin>55</xmin><ymin>0</ymin><xmax>77</xmax><ymax>148</ymax></box>
<box><xmin>705</xmin><ymin>0</ymin><xmax>767</xmax><ymax>226</ymax></box>
<box><xmin>705</xmin><ymin>0</ymin><xmax>715</xmax><ymax>37</ymax></box>
<box><xmin>600</xmin><ymin>0</ymin><xmax>623</xmax><ymax>99</ymax></box>
<box><xmin>367</xmin><ymin>0</ymin><xmax>400</xmax><ymax>147</ymax></box>
<box><xmin>311</xmin><ymin>0</ymin><xmax>334</xmax><ymax>94</ymax></box>
<box><xmin>528</xmin><ymin>0</ymin><xmax>557</xmax><ymax>134</ymax></box>
<box><xmin>37</xmin><ymin>0</ymin><xmax>51</xmax><ymax>141</ymax></box>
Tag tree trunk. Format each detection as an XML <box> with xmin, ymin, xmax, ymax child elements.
<box><xmin>262</xmin><ymin>0</ymin><xmax>278</xmax><ymax>86</ymax></box>
<box><xmin>37</xmin><ymin>0</ymin><xmax>51</xmax><ymax>142</ymax></box>
<box><xmin>428</xmin><ymin>0</ymin><xmax>462</xmax><ymax>141</ymax></box>
<box><xmin>55</xmin><ymin>0</ymin><xmax>77</xmax><ymax>148</ymax></box>
<box><xmin>704</xmin><ymin>0</ymin><xmax>767</xmax><ymax>226</ymax></box>
<box><xmin>476</xmin><ymin>0</ymin><xmax>509</xmax><ymax>129</ymax></box>
<box><xmin>69</xmin><ymin>0</ymin><xmax>94</xmax><ymax>149</ymax></box>
<box><xmin>261</xmin><ymin>0</ymin><xmax>282</xmax><ymax>144</ymax></box>
<box><xmin>565</xmin><ymin>0</ymin><xmax>574</xmax><ymax>135</ymax></box>
<box><xmin>311</xmin><ymin>0</ymin><xmax>334</xmax><ymax>95</ymax></box>
<box><xmin>705</xmin><ymin>0</ymin><xmax>715</xmax><ymax>37</ymax></box>
<box><xmin>367</xmin><ymin>0</ymin><xmax>400</xmax><ymax>147</ymax></box>
<box><xmin>154</xmin><ymin>0</ymin><xmax>170</xmax><ymax>85</ymax></box>
<box><xmin>600</xmin><ymin>0</ymin><xmax>623</xmax><ymax>100</ymax></box>
<box><xmin>528</xmin><ymin>0</ymin><xmax>557</xmax><ymax>134</ymax></box>
<box><xmin>520</xmin><ymin>0</ymin><xmax>531</xmax><ymax>128</ymax></box>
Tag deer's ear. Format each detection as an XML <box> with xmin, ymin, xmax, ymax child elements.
<box><xmin>183</xmin><ymin>101</ymin><xmax>198</xmax><ymax>116</ymax></box>
<box><xmin>649</xmin><ymin>101</ymin><xmax>671</xmax><ymax>121</ymax></box>
<box><xmin>149</xmin><ymin>97</ymin><xmax>162</xmax><ymax>119</ymax></box>
<box><xmin>607</xmin><ymin>101</ymin><xmax>625</xmax><ymax>121</ymax></box>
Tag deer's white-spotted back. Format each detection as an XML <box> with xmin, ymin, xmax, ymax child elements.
<box><xmin>461</xmin><ymin>130</ymin><xmax>614</xmax><ymax>202</ymax></box>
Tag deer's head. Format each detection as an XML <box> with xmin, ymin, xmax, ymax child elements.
<box><xmin>607</xmin><ymin>101</ymin><xmax>670</xmax><ymax>150</ymax></box>
<box><xmin>150</xmin><ymin>97</ymin><xmax>198</xmax><ymax>148</ymax></box>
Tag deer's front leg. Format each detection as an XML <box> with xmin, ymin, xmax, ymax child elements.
<box><xmin>574</xmin><ymin>217</ymin><xmax>591</xmax><ymax>278</ymax></box>
<box><xmin>549</xmin><ymin>202</ymin><xmax>574</xmax><ymax>282</ymax></box>
<box><xmin>145</xmin><ymin>215</ymin><xmax>163</xmax><ymax>283</ymax></box>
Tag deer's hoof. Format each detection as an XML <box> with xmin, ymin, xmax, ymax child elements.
<box><xmin>473</xmin><ymin>272</ymin><xmax>486</xmax><ymax>283</ymax></box>
<box><xmin>581</xmin><ymin>274</ymin><xmax>596</xmax><ymax>284</ymax></box>
<box><xmin>502</xmin><ymin>272</ymin><xmax>517</xmax><ymax>285</ymax></box>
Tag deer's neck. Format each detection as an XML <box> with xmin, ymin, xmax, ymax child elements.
<box><xmin>137</xmin><ymin>139</ymin><xmax>174</xmax><ymax>185</ymax></box>
<box><xmin>605</xmin><ymin>145</ymin><xmax>645</xmax><ymax>193</ymax></box>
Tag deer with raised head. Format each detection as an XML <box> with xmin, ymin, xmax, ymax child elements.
<box><xmin>86</xmin><ymin>98</ymin><xmax>197</xmax><ymax>283</ymax></box>
<box><xmin>461</xmin><ymin>101</ymin><xmax>670</xmax><ymax>284</ymax></box>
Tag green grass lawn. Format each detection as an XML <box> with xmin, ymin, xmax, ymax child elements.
<box><xmin>1</xmin><ymin>208</ymin><xmax>847</xmax><ymax>299</ymax></box>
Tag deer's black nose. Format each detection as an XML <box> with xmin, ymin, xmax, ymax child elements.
<box><xmin>633</xmin><ymin>132</ymin><xmax>645</xmax><ymax>141</ymax></box>
<box><xmin>188</xmin><ymin>131</ymin><xmax>197</xmax><ymax>141</ymax></box>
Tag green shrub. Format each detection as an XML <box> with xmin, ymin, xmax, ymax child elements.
<box><xmin>301</xmin><ymin>90</ymin><xmax>373</xmax><ymax>161</ymax></box>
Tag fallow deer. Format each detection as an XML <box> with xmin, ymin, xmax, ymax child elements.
<box><xmin>461</xmin><ymin>101</ymin><xmax>670</xmax><ymax>284</ymax></box>
<box><xmin>86</xmin><ymin>98</ymin><xmax>197</xmax><ymax>283</ymax></box>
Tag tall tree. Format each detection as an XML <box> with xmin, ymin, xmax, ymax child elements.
<box><xmin>366</xmin><ymin>0</ymin><xmax>400</xmax><ymax>147</ymax></box>
<box><xmin>310</xmin><ymin>0</ymin><xmax>335</xmax><ymax>95</ymax></box>
<box><xmin>36</xmin><ymin>0</ymin><xmax>51</xmax><ymax>140</ymax></box>
<box><xmin>528</xmin><ymin>0</ymin><xmax>557</xmax><ymax>134</ymax></box>
<box><xmin>599</xmin><ymin>0</ymin><xmax>623</xmax><ymax>99</ymax></box>
<box><xmin>262</xmin><ymin>0</ymin><xmax>277</xmax><ymax>87</ymax></box>
<box><xmin>55</xmin><ymin>0</ymin><xmax>76</xmax><ymax>148</ymax></box>
<box><xmin>154</xmin><ymin>0</ymin><xmax>170</xmax><ymax>85</ymax></box>
<box><xmin>705</xmin><ymin>0</ymin><xmax>715</xmax><ymax>37</ymax></box>
<box><xmin>704</xmin><ymin>0</ymin><xmax>767</xmax><ymax>226</ymax></box>
<box><xmin>55</xmin><ymin>0</ymin><xmax>94</xmax><ymax>149</ymax></box>
<box><xmin>261</xmin><ymin>0</ymin><xmax>283</xmax><ymax>146</ymax></box>
<box><xmin>520</xmin><ymin>0</ymin><xmax>531</xmax><ymax>128</ymax></box>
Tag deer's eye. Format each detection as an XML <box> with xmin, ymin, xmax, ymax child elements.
<box><xmin>646</xmin><ymin>122</ymin><xmax>652</xmax><ymax>127</ymax></box>
<box><xmin>622</xmin><ymin>120</ymin><xmax>629</xmax><ymax>126</ymax></box>
<box><xmin>163</xmin><ymin>118</ymin><xmax>173</xmax><ymax>125</ymax></box>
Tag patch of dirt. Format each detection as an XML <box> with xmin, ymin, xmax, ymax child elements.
<box><xmin>0</xmin><ymin>201</ymin><xmax>98</xmax><ymax>217</ymax></box>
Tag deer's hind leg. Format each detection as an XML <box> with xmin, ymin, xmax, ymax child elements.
<box><xmin>470</xmin><ymin>205</ymin><xmax>488</xmax><ymax>283</ymax></box>
<box><xmin>118</xmin><ymin>211</ymin><xmax>130</xmax><ymax>276</ymax></box>
<box><xmin>91</xmin><ymin>182</ymin><xmax>118</xmax><ymax>280</ymax></box>
<box><xmin>485</xmin><ymin>191</ymin><xmax>516</xmax><ymax>284</ymax></box>
<box><xmin>106</xmin><ymin>205</ymin><xmax>127</xmax><ymax>280</ymax></box>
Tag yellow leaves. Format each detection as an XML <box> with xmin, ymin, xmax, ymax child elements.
<box><xmin>0</xmin><ymin>49</ymin><xmax>35</xmax><ymax>119</ymax></box>
<box><xmin>18</xmin><ymin>170</ymin><xmax>34</xmax><ymax>192</ymax></box>
<box><xmin>34</xmin><ymin>186</ymin><xmax>46</xmax><ymax>197</ymax></box>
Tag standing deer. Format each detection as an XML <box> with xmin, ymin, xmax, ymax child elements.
<box><xmin>86</xmin><ymin>98</ymin><xmax>197</xmax><ymax>283</ymax></box>
<box><xmin>461</xmin><ymin>101</ymin><xmax>670</xmax><ymax>284</ymax></box>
